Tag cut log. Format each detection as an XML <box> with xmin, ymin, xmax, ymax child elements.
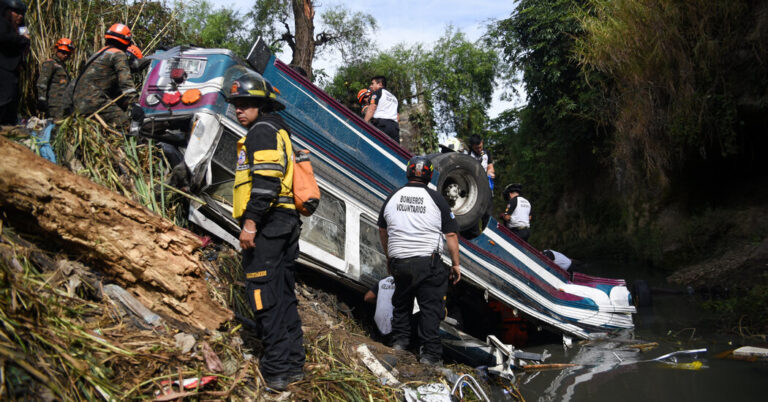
<box><xmin>0</xmin><ymin>136</ymin><xmax>232</xmax><ymax>330</ymax></box>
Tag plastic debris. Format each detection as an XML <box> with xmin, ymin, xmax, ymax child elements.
<box><xmin>174</xmin><ymin>332</ymin><xmax>196</xmax><ymax>354</ymax></box>
<box><xmin>451</xmin><ymin>373</ymin><xmax>490</xmax><ymax>402</ymax></box>
<box><xmin>200</xmin><ymin>341</ymin><xmax>223</xmax><ymax>372</ymax></box>
<box><xmin>156</xmin><ymin>375</ymin><xmax>217</xmax><ymax>399</ymax></box>
<box><xmin>404</xmin><ymin>383</ymin><xmax>452</xmax><ymax>402</ymax></box>
<box><xmin>733</xmin><ymin>346</ymin><xmax>768</xmax><ymax>358</ymax></box>
<box><xmin>356</xmin><ymin>343</ymin><xmax>400</xmax><ymax>386</ymax></box>
<box><xmin>651</xmin><ymin>348</ymin><xmax>707</xmax><ymax>362</ymax></box>
<box><xmin>660</xmin><ymin>360</ymin><xmax>704</xmax><ymax>370</ymax></box>
<box><xmin>103</xmin><ymin>284</ymin><xmax>163</xmax><ymax>328</ymax></box>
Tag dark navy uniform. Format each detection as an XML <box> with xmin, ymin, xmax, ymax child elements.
<box><xmin>0</xmin><ymin>15</ymin><xmax>29</xmax><ymax>125</ymax></box>
<box><xmin>232</xmin><ymin>113</ymin><xmax>304</xmax><ymax>381</ymax></box>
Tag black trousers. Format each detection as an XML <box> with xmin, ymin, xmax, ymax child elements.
<box><xmin>371</xmin><ymin>118</ymin><xmax>400</xmax><ymax>143</ymax></box>
<box><xmin>0</xmin><ymin>68</ymin><xmax>19</xmax><ymax>125</ymax></box>
<box><xmin>390</xmin><ymin>255</ymin><xmax>448</xmax><ymax>360</ymax></box>
<box><xmin>242</xmin><ymin>211</ymin><xmax>304</xmax><ymax>378</ymax></box>
<box><xmin>510</xmin><ymin>227</ymin><xmax>530</xmax><ymax>242</ymax></box>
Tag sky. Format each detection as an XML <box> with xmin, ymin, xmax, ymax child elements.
<box><xmin>226</xmin><ymin>0</ymin><xmax>518</xmax><ymax>118</ymax></box>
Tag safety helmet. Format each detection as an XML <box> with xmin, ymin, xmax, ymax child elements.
<box><xmin>0</xmin><ymin>0</ymin><xmax>26</xmax><ymax>14</ymax></box>
<box><xmin>105</xmin><ymin>23</ymin><xmax>132</xmax><ymax>46</ymax></box>
<box><xmin>126</xmin><ymin>45</ymin><xmax>143</xmax><ymax>59</ymax></box>
<box><xmin>228</xmin><ymin>72</ymin><xmax>285</xmax><ymax>112</ymax></box>
<box><xmin>357</xmin><ymin>88</ymin><xmax>370</xmax><ymax>104</ymax></box>
<box><xmin>503</xmin><ymin>183</ymin><xmax>522</xmax><ymax>201</ymax></box>
<box><xmin>55</xmin><ymin>38</ymin><xmax>74</xmax><ymax>53</ymax></box>
<box><xmin>405</xmin><ymin>156</ymin><xmax>434</xmax><ymax>183</ymax></box>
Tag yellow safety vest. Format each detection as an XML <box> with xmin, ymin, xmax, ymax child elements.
<box><xmin>232</xmin><ymin>122</ymin><xmax>295</xmax><ymax>219</ymax></box>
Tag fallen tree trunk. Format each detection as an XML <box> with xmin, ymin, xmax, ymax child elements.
<box><xmin>0</xmin><ymin>136</ymin><xmax>232</xmax><ymax>330</ymax></box>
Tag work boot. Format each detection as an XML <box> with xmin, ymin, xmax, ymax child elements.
<box><xmin>286</xmin><ymin>369</ymin><xmax>305</xmax><ymax>383</ymax></box>
<box><xmin>419</xmin><ymin>355</ymin><xmax>443</xmax><ymax>366</ymax></box>
<box><xmin>392</xmin><ymin>342</ymin><xmax>408</xmax><ymax>351</ymax></box>
<box><xmin>263</xmin><ymin>375</ymin><xmax>289</xmax><ymax>391</ymax></box>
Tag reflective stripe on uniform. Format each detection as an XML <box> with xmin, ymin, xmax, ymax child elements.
<box><xmin>251</xmin><ymin>187</ymin><xmax>277</xmax><ymax>197</ymax></box>
<box><xmin>253</xmin><ymin>289</ymin><xmax>263</xmax><ymax>310</ymax></box>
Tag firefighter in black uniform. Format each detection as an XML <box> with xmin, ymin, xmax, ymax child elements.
<box><xmin>229</xmin><ymin>72</ymin><xmax>304</xmax><ymax>391</ymax></box>
<box><xmin>377</xmin><ymin>156</ymin><xmax>461</xmax><ymax>365</ymax></box>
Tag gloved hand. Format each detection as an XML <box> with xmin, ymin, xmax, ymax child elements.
<box><xmin>37</xmin><ymin>98</ymin><xmax>48</xmax><ymax>113</ymax></box>
<box><xmin>130</xmin><ymin>103</ymin><xmax>145</xmax><ymax>122</ymax></box>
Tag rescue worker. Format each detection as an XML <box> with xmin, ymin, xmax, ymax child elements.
<box><xmin>36</xmin><ymin>38</ymin><xmax>73</xmax><ymax>119</ymax></box>
<box><xmin>363</xmin><ymin>276</ymin><xmax>395</xmax><ymax>337</ymax></box>
<box><xmin>73</xmin><ymin>23</ymin><xmax>137</xmax><ymax>127</ymax></box>
<box><xmin>0</xmin><ymin>0</ymin><xmax>29</xmax><ymax>125</ymax></box>
<box><xmin>378</xmin><ymin>156</ymin><xmax>461</xmax><ymax>365</ymax></box>
<box><xmin>364</xmin><ymin>75</ymin><xmax>400</xmax><ymax>143</ymax></box>
<box><xmin>543</xmin><ymin>249</ymin><xmax>572</xmax><ymax>271</ymax></box>
<box><xmin>229</xmin><ymin>72</ymin><xmax>304</xmax><ymax>391</ymax></box>
<box><xmin>501</xmin><ymin>183</ymin><xmax>532</xmax><ymax>241</ymax></box>
<box><xmin>357</xmin><ymin>88</ymin><xmax>371</xmax><ymax>116</ymax></box>
<box><xmin>464</xmin><ymin>134</ymin><xmax>495</xmax><ymax>184</ymax></box>
<box><xmin>125</xmin><ymin>44</ymin><xmax>149</xmax><ymax>73</ymax></box>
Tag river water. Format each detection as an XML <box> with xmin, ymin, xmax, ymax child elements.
<box><xmin>507</xmin><ymin>262</ymin><xmax>767</xmax><ymax>402</ymax></box>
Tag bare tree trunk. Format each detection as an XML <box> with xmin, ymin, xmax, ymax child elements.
<box><xmin>291</xmin><ymin>0</ymin><xmax>316</xmax><ymax>80</ymax></box>
<box><xmin>0</xmin><ymin>137</ymin><xmax>232</xmax><ymax>331</ymax></box>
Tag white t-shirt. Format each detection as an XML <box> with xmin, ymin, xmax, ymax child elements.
<box><xmin>546</xmin><ymin>250</ymin><xmax>572</xmax><ymax>270</ymax></box>
<box><xmin>373</xmin><ymin>276</ymin><xmax>395</xmax><ymax>335</ymax></box>
<box><xmin>377</xmin><ymin>183</ymin><xmax>459</xmax><ymax>259</ymax></box>
<box><xmin>505</xmin><ymin>196</ymin><xmax>531</xmax><ymax>229</ymax></box>
<box><xmin>465</xmin><ymin>149</ymin><xmax>493</xmax><ymax>173</ymax></box>
<box><xmin>370</xmin><ymin>88</ymin><xmax>398</xmax><ymax>121</ymax></box>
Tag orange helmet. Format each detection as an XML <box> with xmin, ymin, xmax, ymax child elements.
<box><xmin>357</xmin><ymin>88</ymin><xmax>370</xmax><ymax>104</ymax></box>
<box><xmin>55</xmin><ymin>38</ymin><xmax>74</xmax><ymax>53</ymax></box>
<box><xmin>105</xmin><ymin>23</ymin><xmax>132</xmax><ymax>45</ymax></box>
<box><xmin>126</xmin><ymin>45</ymin><xmax>143</xmax><ymax>59</ymax></box>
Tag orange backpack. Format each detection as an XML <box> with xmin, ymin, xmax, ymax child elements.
<box><xmin>293</xmin><ymin>149</ymin><xmax>320</xmax><ymax>216</ymax></box>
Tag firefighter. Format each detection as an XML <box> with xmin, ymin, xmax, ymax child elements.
<box><xmin>377</xmin><ymin>156</ymin><xmax>461</xmax><ymax>365</ymax></box>
<box><xmin>0</xmin><ymin>0</ymin><xmax>29</xmax><ymax>125</ymax></box>
<box><xmin>364</xmin><ymin>75</ymin><xmax>400</xmax><ymax>142</ymax></box>
<box><xmin>228</xmin><ymin>72</ymin><xmax>304</xmax><ymax>391</ymax></box>
<box><xmin>73</xmin><ymin>23</ymin><xmax>137</xmax><ymax>127</ymax></box>
<box><xmin>125</xmin><ymin>44</ymin><xmax>149</xmax><ymax>73</ymax></box>
<box><xmin>501</xmin><ymin>183</ymin><xmax>532</xmax><ymax>241</ymax></box>
<box><xmin>36</xmin><ymin>38</ymin><xmax>73</xmax><ymax>119</ymax></box>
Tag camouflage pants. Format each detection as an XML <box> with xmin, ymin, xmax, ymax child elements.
<box><xmin>92</xmin><ymin>104</ymin><xmax>128</xmax><ymax>128</ymax></box>
<box><xmin>47</xmin><ymin>105</ymin><xmax>70</xmax><ymax>120</ymax></box>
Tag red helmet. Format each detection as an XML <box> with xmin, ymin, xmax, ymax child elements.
<box><xmin>406</xmin><ymin>156</ymin><xmax>434</xmax><ymax>183</ymax></box>
<box><xmin>55</xmin><ymin>38</ymin><xmax>74</xmax><ymax>53</ymax></box>
<box><xmin>357</xmin><ymin>88</ymin><xmax>370</xmax><ymax>104</ymax></box>
<box><xmin>126</xmin><ymin>45</ymin><xmax>143</xmax><ymax>59</ymax></box>
<box><xmin>105</xmin><ymin>23</ymin><xmax>132</xmax><ymax>45</ymax></box>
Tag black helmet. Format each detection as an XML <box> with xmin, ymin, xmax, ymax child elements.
<box><xmin>503</xmin><ymin>183</ymin><xmax>522</xmax><ymax>201</ymax></box>
<box><xmin>406</xmin><ymin>156</ymin><xmax>433</xmax><ymax>183</ymax></box>
<box><xmin>1</xmin><ymin>0</ymin><xmax>26</xmax><ymax>14</ymax></box>
<box><xmin>228</xmin><ymin>72</ymin><xmax>285</xmax><ymax>112</ymax></box>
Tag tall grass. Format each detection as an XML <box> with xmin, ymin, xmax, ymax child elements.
<box><xmin>20</xmin><ymin>0</ymin><xmax>185</xmax><ymax>116</ymax></box>
<box><xmin>50</xmin><ymin>115</ymin><xmax>185</xmax><ymax>224</ymax></box>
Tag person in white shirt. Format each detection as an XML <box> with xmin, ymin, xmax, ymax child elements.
<box><xmin>364</xmin><ymin>75</ymin><xmax>400</xmax><ymax>143</ymax></box>
<box><xmin>543</xmin><ymin>249</ymin><xmax>572</xmax><ymax>271</ymax></box>
<box><xmin>377</xmin><ymin>156</ymin><xmax>460</xmax><ymax>365</ymax></box>
<box><xmin>363</xmin><ymin>276</ymin><xmax>395</xmax><ymax>336</ymax></box>
<box><xmin>500</xmin><ymin>183</ymin><xmax>532</xmax><ymax>241</ymax></box>
<box><xmin>464</xmin><ymin>134</ymin><xmax>495</xmax><ymax>184</ymax></box>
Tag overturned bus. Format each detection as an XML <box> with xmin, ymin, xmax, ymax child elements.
<box><xmin>131</xmin><ymin>39</ymin><xmax>635</xmax><ymax>357</ymax></box>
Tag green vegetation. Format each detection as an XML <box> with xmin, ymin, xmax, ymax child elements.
<box><xmin>324</xmin><ymin>28</ymin><xmax>499</xmax><ymax>154</ymax></box>
<box><xmin>481</xmin><ymin>0</ymin><xmax>768</xmax><ymax>266</ymax></box>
